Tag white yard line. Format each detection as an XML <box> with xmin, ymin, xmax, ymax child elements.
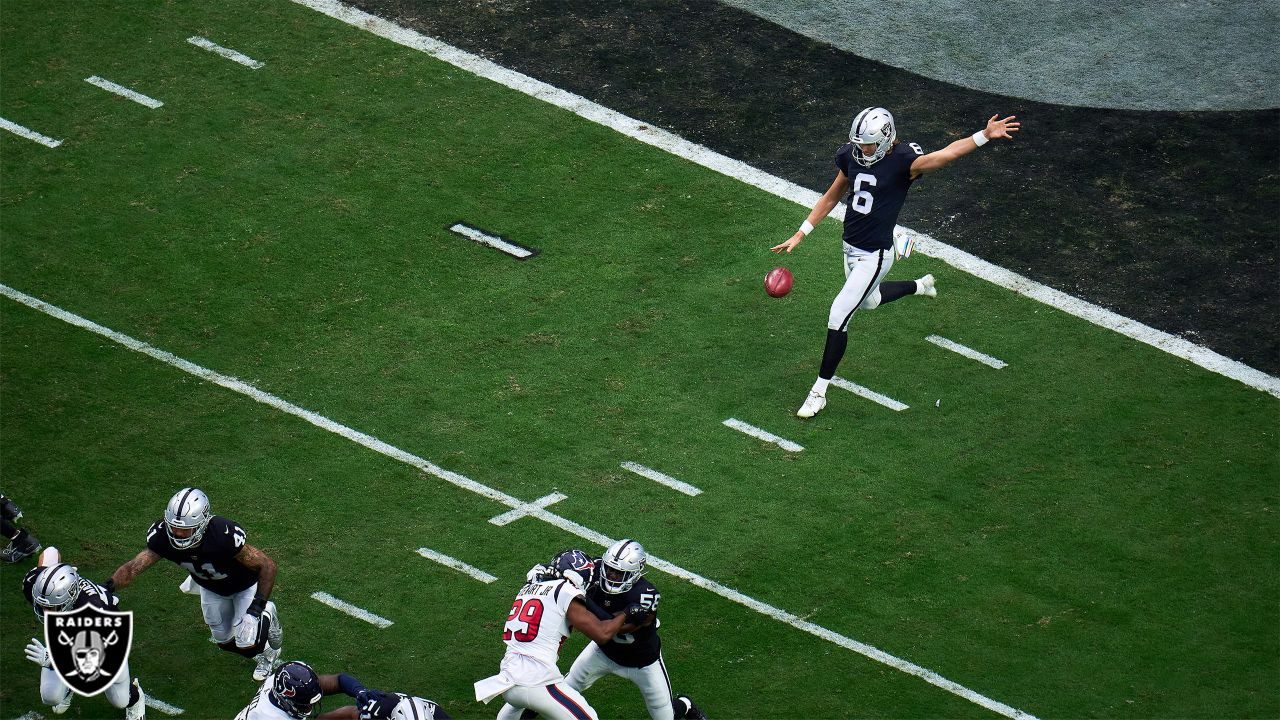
<box><xmin>448</xmin><ymin>223</ymin><xmax>536</xmax><ymax>259</ymax></box>
<box><xmin>83</xmin><ymin>76</ymin><xmax>163</xmax><ymax>109</ymax></box>
<box><xmin>722</xmin><ymin>418</ymin><xmax>804</xmax><ymax>452</ymax></box>
<box><xmin>416</xmin><ymin>547</ymin><xmax>498</xmax><ymax>583</ymax></box>
<box><xmin>621</xmin><ymin>461</ymin><xmax>702</xmax><ymax>496</ymax></box>
<box><xmin>0</xmin><ymin>117</ymin><xmax>62</xmax><ymax>148</ymax></box>
<box><xmin>489</xmin><ymin>492</ymin><xmax>567</xmax><ymax>526</ymax></box>
<box><xmin>187</xmin><ymin>36</ymin><xmax>265</xmax><ymax>69</ymax></box>
<box><xmin>926</xmin><ymin>334</ymin><xmax>1008</xmax><ymax>369</ymax></box>
<box><xmin>145</xmin><ymin>696</ymin><xmax>185</xmax><ymax>716</ymax></box>
<box><xmin>291</xmin><ymin>0</ymin><xmax>1279</xmax><ymax>400</ymax></box>
<box><xmin>830</xmin><ymin>376</ymin><xmax>910</xmax><ymax>411</ymax></box>
<box><xmin>311</xmin><ymin>591</ymin><xmax>394</xmax><ymax>628</ymax></box>
<box><xmin>0</xmin><ymin>283</ymin><xmax>1035</xmax><ymax>719</ymax></box>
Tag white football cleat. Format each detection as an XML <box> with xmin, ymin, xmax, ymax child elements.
<box><xmin>797</xmin><ymin>391</ymin><xmax>827</xmax><ymax>418</ymax></box>
<box><xmin>124</xmin><ymin>679</ymin><xmax>146</xmax><ymax>720</ymax></box>
<box><xmin>51</xmin><ymin>687</ymin><xmax>73</xmax><ymax>714</ymax></box>
<box><xmin>253</xmin><ymin>645</ymin><xmax>281</xmax><ymax>682</ymax></box>
<box><xmin>917</xmin><ymin>274</ymin><xmax>937</xmax><ymax>298</ymax></box>
<box><xmin>264</xmin><ymin>600</ymin><xmax>283</xmax><ymax>649</ymax></box>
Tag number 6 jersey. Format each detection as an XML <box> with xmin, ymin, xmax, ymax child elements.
<box><xmin>146</xmin><ymin>516</ymin><xmax>258</xmax><ymax>596</ymax></box>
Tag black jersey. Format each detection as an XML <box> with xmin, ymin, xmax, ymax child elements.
<box><xmin>22</xmin><ymin>566</ymin><xmax>119</xmax><ymax>620</ymax></box>
<box><xmin>586</xmin><ymin>577</ymin><xmax>662</xmax><ymax>668</ymax></box>
<box><xmin>834</xmin><ymin>140</ymin><xmax>925</xmax><ymax>251</ymax></box>
<box><xmin>146</xmin><ymin>516</ymin><xmax>258</xmax><ymax>596</ymax></box>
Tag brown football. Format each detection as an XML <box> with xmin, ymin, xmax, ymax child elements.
<box><xmin>764</xmin><ymin>267</ymin><xmax>794</xmax><ymax>298</ymax></box>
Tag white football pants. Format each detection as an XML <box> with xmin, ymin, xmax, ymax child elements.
<box><xmin>495</xmin><ymin>683</ymin><xmax>598</xmax><ymax>720</ymax></box>
<box><xmin>41</xmin><ymin>660</ymin><xmax>132</xmax><ymax>708</ymax></box>
<box><xmin>829</xmin><ymin>245</ymin><xmax>894</xmax><ymax>331</ymax></box>
<box><xmin>200</xmin><ymin>582</ymin><xmax>257</xmax><ymax>642</ymax></box>
<box><xmin>566</xmin><ymin>642</ymin><xmax>675</xmax><ymax>720</ymax></box>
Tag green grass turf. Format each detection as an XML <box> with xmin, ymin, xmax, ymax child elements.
<box><xmin>2</xmin><ymin>1</ymin><xmax>1278</xmax><ymax>718</ymax></box>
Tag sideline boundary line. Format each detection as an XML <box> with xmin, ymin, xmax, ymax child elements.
<box><xmin>0</xmin><ymin>282</ymin><xmax>1037</xmax><ymax>720</ymax></box>
<box><xmin>289</xmin><ymin>0</ymin><xmax>1278</xmax><ymax>400</ymax></box>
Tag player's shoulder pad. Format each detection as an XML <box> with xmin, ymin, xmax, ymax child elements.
<box><xmin>21</xmin><ymin>565</ymin><xmax>41</xmax><ymax>602</ymax></box>
<box><xmin>145</xmin><ymin>520</ymin><xmax>168</xmax><ymax>550</ymax></box>
<box><xmin>203</xmin><ymin>516</ymin><xmax>247</xmax><ymax>553</ymax></box>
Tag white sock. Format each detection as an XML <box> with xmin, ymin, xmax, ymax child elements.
<box><xmin>811</xmin><ymin>377</ymin><xmax>830</xmax><ymax>396</ymax></box>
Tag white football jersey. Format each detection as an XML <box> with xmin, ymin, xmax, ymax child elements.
<box><xmin>499</xmin><ymin>578</ymin><xmax>583</xmax><ymax>684</ymax></box>
<box><xmin>234</xmin><ymin>679</ymin><xmax>292</xmax><ymax>720</ymax></box>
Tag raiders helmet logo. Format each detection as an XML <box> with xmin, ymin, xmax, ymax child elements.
<box><xmin>45</xmin><ymin>604</ymin><xmax>133</xmax><ymax>697</ymax></box>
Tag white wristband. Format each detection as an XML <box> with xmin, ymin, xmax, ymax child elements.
<box><xmin>971</xmin><ymin>130</ymin><xmax>989</xmax><ymax>147</ymax></box>
<box><xmin>799</xmin><ymin>220</ymin><xmax>815</xmax><ymax>236</ymax></box>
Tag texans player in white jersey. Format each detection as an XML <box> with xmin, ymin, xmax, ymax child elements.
<box><xmin>475</xmin><ymin>549</ymin><xmax>646</xmax><ymax>720</ymax></box>
<box><xmin>773</xmin><ymin>107</ymin><xmax>1020</xmax><ymax>418</ymax></box>
<box><xmin>236</xmin><ymin>661</ymin><xmax>450</xmax><ymax>720</ymax></box>
<box><xmin>20</xmin><ymin>550</ymin><xmax>147</xmax><ymax>718</ymax></box>
<box><xmin>106</xmin><ymin>488</ymin><xmax>285</xmax><ymax>680</ymax></box>
<box><xmin>566</xmin><ymin>540</ymin><xmax>707</xmax><ymax>720</ymax></box>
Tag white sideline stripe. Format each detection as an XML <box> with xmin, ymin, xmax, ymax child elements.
<box><xmin>0</xmin><ymin>117</ymin><xmax>62</xmax><ymax>148</ymax></box>
<box><xmin>0</xmin><ymin>282</ymin><xmax>1035</xmax><ymax>720</ymax></box>
<box><xmin>448</xmin><ymin>223</ymin><xmax>533</xmax><ymax>259</ymax></box>
<box><xmin>621</xmin><ymin>461</ymin><xmax>702</xmax><ymax>496</ymax></box>
<box><xmin>187</xmin><ymin>36</ymin><xmax>265</xmax><ymax>69</ymax></box>
<box><xmin>489</xmin><ymin>492</ymin><xmax>567</xmax><ymax>526</ymax></box>
<box><xmin>145</xmin><ymin>697</ymin><xmax>184</xmax><ymax>716</ymax></box>
<box><xmin>926</xmin><ymin>334</ymin><xmax>1008</xmax><ymax>369</ymax></box>
<box><xmin>416</xmin><ymin>547</ymin><xmax>498</xmax><ymax>583</ymax></box>
<box><xmin>311</xmin><ymin>591</ymin><xmax>394</xmax><ymax>628</ymax></box>
<box><xmin>830</xmin><ymin>376</ymin><xmax>910</xmax><ymax>411</ymax></box>
<box><xmin>291</xmin><ymin>0</ymin><xmax>1279</xmax><ymax>401</ymax></box>
<box><xmin>84</xmin><ymin>76</ymin><xmax>163</xmax><ymax>109</ymax></box>
<box><xmin>722</xmin><ymin>418</ymin><xmax>804</xmax><ymax>452</ymax></box>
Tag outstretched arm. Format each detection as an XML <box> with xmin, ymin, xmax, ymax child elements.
<box><xmin>109</xmin><ymin>549</ymin><xmax>161</xmax><ymax>591</ymax></box>
<box><xmin>566</xmin><ymin>598</ymin><xmax>627</xmax><ymax>645</ymax></box>
<box><xmin>771</xmin><ymin>171</ymin><xmax>849</xmax><ymax>253</ymax></box>
<box><xmin>910</xmin><ymin>115</ymin><xmax>1020</xmax><ymax>179</ymax></box>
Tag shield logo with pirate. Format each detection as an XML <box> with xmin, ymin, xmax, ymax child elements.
<box><xmin>45</xmin><ymin>604</ymin><xmax>133</xmax><ymax>697</ymax></box>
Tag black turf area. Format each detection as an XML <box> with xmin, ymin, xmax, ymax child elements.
<box><xmin>348</xmin><ymin>0</ymin><xmax>1280</xmax><ymax>376</ymax></box>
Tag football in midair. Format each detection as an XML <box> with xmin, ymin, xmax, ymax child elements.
<box><xmin>764</xmin><ymin>267</ymin><xmax>793</xmax><ymax>298</ymax></box>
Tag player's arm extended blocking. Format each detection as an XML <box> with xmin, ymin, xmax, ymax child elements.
<box><xmin>567</xmin><ymin>597</ymin><xmax>627</xmax><ymax>645</ymax></box>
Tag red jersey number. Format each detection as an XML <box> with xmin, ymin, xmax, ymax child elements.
<box><xmin>501</xmin><ymin>598</ymin><xmax>544</xmax><ymax>642</ymax></box>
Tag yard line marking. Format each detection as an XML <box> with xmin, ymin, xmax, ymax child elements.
<box><xmin>926</xmin><ymin>334</ymin><xmax>1008</xmax><ymax>369</ymax></box>
<box><xmin>830</xmin><ymin>376</ymin><xmax>910</xmax><ymax>411</ymax></box>
<box><xmin>448</xmin><ymin>222</ymin><xmax>537</xmax><ymax>259</ymax></box>
<box><xmin>722</xmin><ymin>418</ymin><xmax>804</xmax><ymax>452</ymax></box>
<box><xmin>144</xmin><ymin>696</ymin><xmax>185</xmax><ymax>716</ymax></box>
<box><xmin>292</xmin><ymin>0</ymin><xmax>1278</xmax><ymax>400</ymax></box>
<box><xmin>0</xmin><ymin>117</ymin><xmax>62</xmax><ymax>148</ymax></box>
<box><xmin>416</xmin><ymin>547</ymin><xmax>498</xmax><ymax>583</ymax></box>
<box><xmin>0</xmin><ymin>283</ymin><xmax>1035</xmax><ymax>720</ymax></box>
<box><xmin>187</xmin><ymin>36</ymin><xmax>265</xmax><ymax>69</ymax></box>
<box><xmin>311</xmin><ymin>591</ymin><xmax>394</xmax><ymax>628</ymax></box>
<box><xmin>489</xmin><ymin>492</ymin><xmax>567</xmax><ymax>526</ymax></box>
<box><xmin>621</xmin><ymin>461</ymin><xmax>702</xmax><ymax>496</ymax></box>
<box><xmin>84</xmin><ymin>76</ymin><xmax>163</xmax><ymax>109</ymax></box>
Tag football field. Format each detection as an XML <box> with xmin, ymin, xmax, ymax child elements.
<box><xmin>2</xmin><ymin>2</ymin><xmax>1277</xmax><ymax>718</ymax></box>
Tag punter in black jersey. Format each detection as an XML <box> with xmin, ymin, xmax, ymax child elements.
<box><xmin>106</xmin><ymin>487</ymin><xmax>285</xmax><ymax>681</ymax></box>
<box><xmin>21</xmin><ymin>558</ymin><xmax>147</xmax><ymax>717</ymax></box>
<box><xmin>773</xmin><ymin>107</ymin><xmax>1020</xmax><ymax>419</ymax></box>
<box><xmin>565</xmin><ymin>540</ymin><xmax>707</xmax><ymax>720</ymax></box>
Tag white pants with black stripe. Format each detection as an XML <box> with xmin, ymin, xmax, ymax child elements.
<box><xmin>200</xmin><ymin>582</ymin><xmax>257</xmax><ymax>643</ymax></box>
<box><xmin>829</xmin><ymin>245</ymin><xmax>894</xmax><ymax>331</ymax></box>
<box><xmin>495</xmin><ymin>682</ymin><xmax>598</xmax><ymax>720</ymax></box>
<box><xmin>566</xmin><ymin>642</ymin><xmax>675</xmax><ymax>720</ymax></box>
<box><xmin>40</xmin><ymin>661</ymin><xmax>132</xmax><ymax>708</ymax></box>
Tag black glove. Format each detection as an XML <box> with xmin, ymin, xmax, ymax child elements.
<box><xmin>624</xmin><ymin>603</ymin><xmax>652</xmax><ymax>626</ymax></box>
<box><xmin>0</xmin><ymin>495</ymin><xmax>21</xmax><ymax>521</ymax></box>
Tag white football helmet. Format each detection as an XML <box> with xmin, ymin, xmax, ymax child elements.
<box><xmin>33</xmin><ymin>563</ymin><xmax>83</xmax><ymax>617</ymax></box>
<box><xmin>849</xmin><ymin>106</ymin><xmax>896</xmax><ymax>167</ymax></box>
<box><xmin>164</xmin><ymin>487</ymin><xmax>213</xmax><ymax>549</ymax></box>
<box><xmin>391</xmin><ymin>695</ymin><xmax>442</xmax><ymax>720</ymax></box>
<box><xmin>599</xmin><ymin>539</ymin><xmax>647</xmax><ymax>594</ymax></box>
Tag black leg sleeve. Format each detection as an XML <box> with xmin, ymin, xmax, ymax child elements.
<box><xmin>818</xmin><ymin>328</ymin><xmax>849</xmax><ymax>380</ymax></box>
<box><xmin>878</xmin><ymin>280</ymin><xmax>917</xmax><ymax>305</ymax></box>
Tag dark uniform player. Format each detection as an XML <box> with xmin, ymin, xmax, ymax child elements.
<box><xmin>566</xmin><ymin>540</ymin><xmax>707</xmax><ymax>720</ymax></box>
<box><xmin>2</xmin><ymin>491</ymin><xmax>43</xmax><ymax>563</ymax></box>
<box><xmin>773</xmin><ymin>107</ymin><xmax>1020</xmax><ymax>418</ymax></box>
<box><xmin>21</xmin><ymin>562</ymin><xmax>147</xmax><ymax>717</ymax></box>
<box><xmin>106</xmin><ymin>487</ymin><xmax>284</xmax><ymax>680</ymax></box>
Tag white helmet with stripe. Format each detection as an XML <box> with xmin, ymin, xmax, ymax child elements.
<box><xmin>33</xmin><ymin>563</ymin><xmax>83</xmax><ymax>618</ymax></box>
<box><xmin>599</xmin><ymin>538</ymin><xmax>647</xmax><ymax>594</ymax></box>
<box><xmin>391</xmin><ymin>695</ymin><xmax>443</xmax><ymax>720</ymax></box>
<box><xmin>849</xmin><ymin>106</ymin><xmax>897</xmax><ymax>167</ymax></box>
<box><xmin>164</xmin><ymin>487</ymin><xmax>213</xmax><ymax>549</ymax></box>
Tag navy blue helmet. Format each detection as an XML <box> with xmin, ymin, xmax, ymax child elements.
<box><xmin>270</xmin><ymin>661</ymin><xmax>324</xmax><ymax>719</ymax></box>
<box><xmin>549</xmin><ymin>548</ymin><xmax>597</xmax><ymax>588</ymax></box>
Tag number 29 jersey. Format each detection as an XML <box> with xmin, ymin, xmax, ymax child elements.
<box><xmin>835</xmin><ymin>140</ymin><xmax>924</xmax><ymax>251</ymax></box>
<box><xmin>146</xmin><ymin>515</ymin><xmax>258</xmax><ymax>596</ymax></box>
<box><xmin>500</xmin><ymin>578</ymin><xmax>584</xmax><ymax>685</ymax></box>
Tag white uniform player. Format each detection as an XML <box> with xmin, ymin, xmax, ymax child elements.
<box><xmin>475</xmin><ymin>550</ymin><xmax>639</xmax><ymax>720</ymax></box>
